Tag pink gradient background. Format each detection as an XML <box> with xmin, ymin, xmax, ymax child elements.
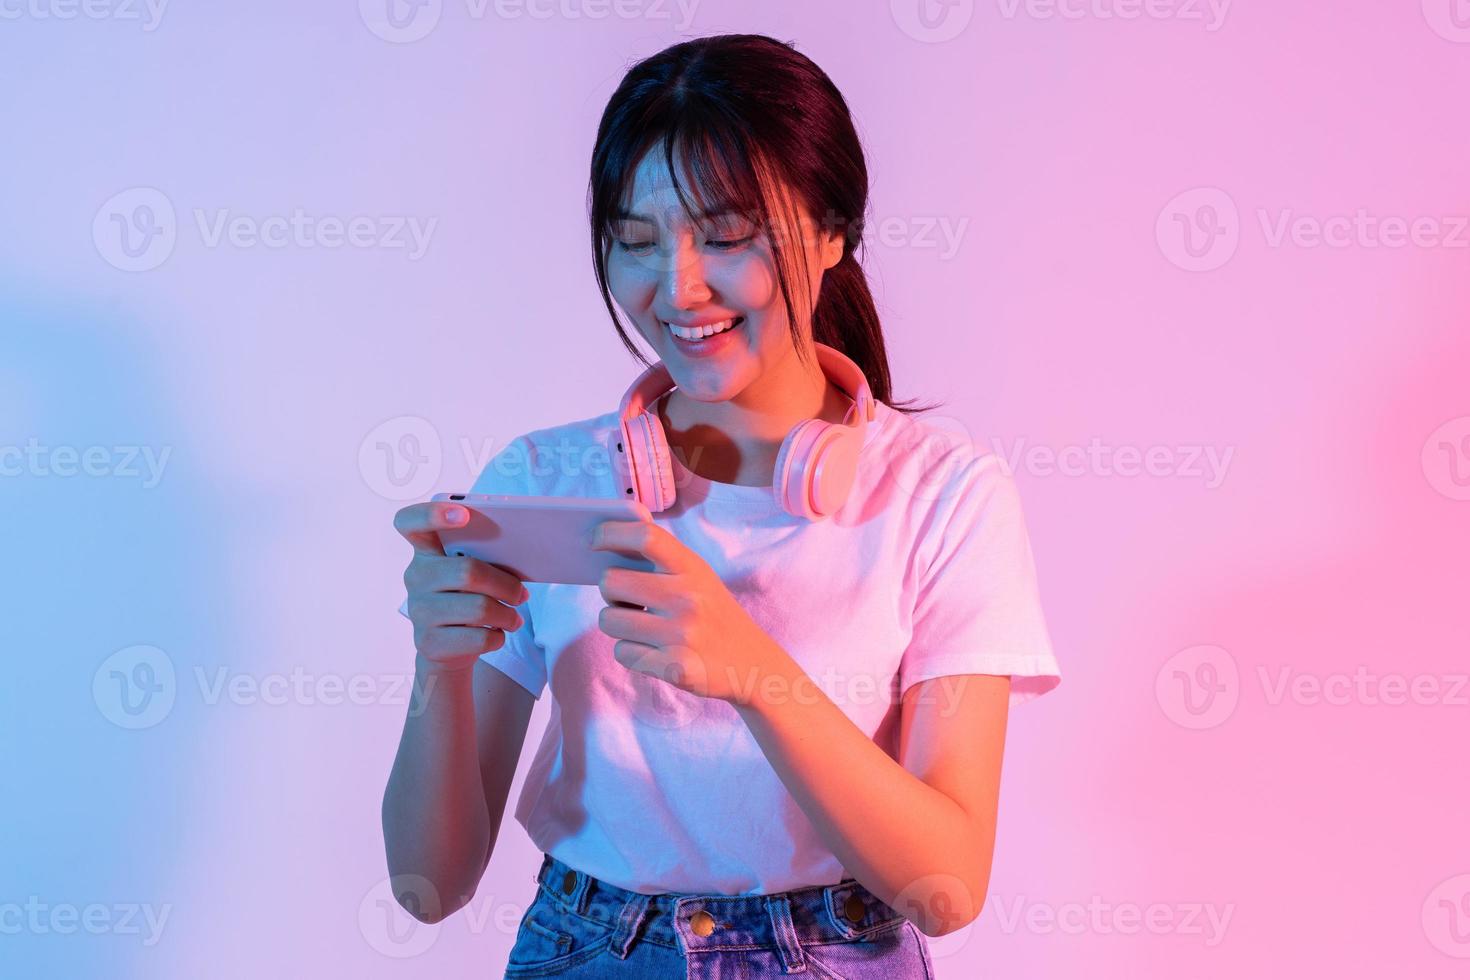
<box><xmin>3</xmin><ymin>1</ymin><xmax>1468</xmax><ymax>977</ymax></box>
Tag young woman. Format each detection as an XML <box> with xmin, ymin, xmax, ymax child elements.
<box><xmin>382</xmin><ymin>33</ymin><xmax>1061</xmax><ymax>978</ymax></box>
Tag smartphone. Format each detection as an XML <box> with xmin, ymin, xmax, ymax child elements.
<box><xmin>429</xmin><ymin>492</ymin><xmax>657</xmax><ymax>585</ymax></box>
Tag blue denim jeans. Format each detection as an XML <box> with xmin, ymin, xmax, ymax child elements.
<box><xmin>502</xmin><ymin>853</ymin><xmax>935</xmax><ymax>979</ymax></box>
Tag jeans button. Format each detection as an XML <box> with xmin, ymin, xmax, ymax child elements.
<box><xmin>844</xmin><ymin>895</ymin><xmax>865</xmax><ymax>924</ymax></box>
<box><xmin>691</xmin><ymin>910</ymin><xmax>716</xmax><ymax>937</ymax></box>
<box><xmin>561</xmin><ymin>871</ymin><xmax>576</xmax><ymax>895</ymax></box>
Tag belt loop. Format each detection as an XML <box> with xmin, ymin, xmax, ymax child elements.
<box><xmin>569</xmin><ymin>867</ymin><xmax>592</xmax><ymax>916</ymax></box>
<box><xmin>766</xmin><ymin>893</ymin><xmax>807</xmax><ymax>973</ymax></box>
<box><xmin>606</xmin><ymin>891</ymin><xmax>652</xmax><ymax>960</ymax></box>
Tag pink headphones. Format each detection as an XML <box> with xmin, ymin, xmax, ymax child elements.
<box><xmin>608</xmin><ymin>342</ymin><xmax>876</xmax><ymax>521</ymax></box>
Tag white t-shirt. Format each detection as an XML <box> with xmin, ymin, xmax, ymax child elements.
<box><xmin>448</xmin><ymin>398</ymin><xmax>1060</xmax><ymax>895</ymax></box>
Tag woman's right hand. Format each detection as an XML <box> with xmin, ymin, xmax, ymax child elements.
<box><xmin>393</xmin><ymin>501</ymin><xmax>529</xmax><ymax>671</ymax></box>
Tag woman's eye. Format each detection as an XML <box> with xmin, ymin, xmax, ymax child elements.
<box><xmin>614</xmin><ymin>235</ymin><xmax>752</xmax><ymax>254</ymax></box>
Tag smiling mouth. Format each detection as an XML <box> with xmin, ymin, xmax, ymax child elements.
<box><xmin>662</xmin><ymin>316</ymin><xmax>745</xmax><ymax>341</ymax></box>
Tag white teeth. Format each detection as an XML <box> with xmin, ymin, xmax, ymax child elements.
<box><xmin>665</xmin><ymin>317</ymin><xmax>739</xmax><ymax>341</ymax></box>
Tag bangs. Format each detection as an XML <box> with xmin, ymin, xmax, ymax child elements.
<box><xmin>604</xmin><ymin>118</ymin><xmax>779</xmax><ymax>239</ymax></box>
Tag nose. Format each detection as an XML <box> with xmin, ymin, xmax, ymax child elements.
<box><xmin>661</xmin><ymin>234</ymin><xmax>712</xmax><ymax>310</ymax></box>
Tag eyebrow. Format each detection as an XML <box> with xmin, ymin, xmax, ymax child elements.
<box><xmin>611</xmin><ymin>207</ymin><xmax>747</xmax><ymax>224</ymax></box>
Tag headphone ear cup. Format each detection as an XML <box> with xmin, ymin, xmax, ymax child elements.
<box><xmin>776</xmin><ymin>420</ymin><xmax>861</xmax><ymax>521</ymax></box>
<box><xmin>629</xmin><ymin>411</ymin><xmax>676</xmax><ymax>512</ymax></box>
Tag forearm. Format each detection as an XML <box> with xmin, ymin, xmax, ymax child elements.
<box><xmin>732</xmin><ymin>643</ymin><xmax>990</xmax><ymax>938</ymax></box>
<box><xmin>380</xmin><ymin>656</ymin><xmax>491</xmax><ymax>921</ymax></box>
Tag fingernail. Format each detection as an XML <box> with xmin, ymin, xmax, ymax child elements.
<box><xmin>511</xmin><ymin>613</ymin><xmax>525</xmax><ymax>630</ymax></box>
<box><xmin>445</xmin><ymin>506</ymin><xmax>465</xmax><ymax>524</ymax></box>
<box><xmin>519</xmin><ymin>585</ymin><xmax>531</xmax><ymax>603</ymax></box>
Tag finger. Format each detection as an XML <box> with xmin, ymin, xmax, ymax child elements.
<box><xmin>421</xmin><ymin>553</ymin><xmax>527</xmax><ymax>606</ymax></box>
<box><xmin>411</xmin><ymin>591</ymin><xmax>523</xmax><ymax>632</ymax></box>
<box><xmin>394</xmin><ymin>501</ymin><xmax>472</xmax><ymax>556</ymax></box>
<box><xmin>590</xmin><ymin>520</ymin><xmax>689</xmax><ymax>575</ymax></box>
<box><xmin>595</xmin><ymin>603</ymin><xmax>670</xmax><ymax>646</ymax></box>
<box><xmin>597</xmin><ymin>565</ymin><xmax>680</xmax><ymax>615</ymax></box>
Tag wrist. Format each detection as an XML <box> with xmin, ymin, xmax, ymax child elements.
<box><xmin>414</xmin><ymin>651</ymin><xmax>480</xmax><ymax>679</ymax></box>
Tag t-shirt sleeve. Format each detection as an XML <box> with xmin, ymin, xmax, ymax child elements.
<box><xmin>397</xmin><ymin>434</ymin><xmax>548</xmax><ymax>701</ymax></box>
<box><xmin>898</xmin><ymin>453</ymin><xmax>1061</xmax><ymax>708</ymax></box>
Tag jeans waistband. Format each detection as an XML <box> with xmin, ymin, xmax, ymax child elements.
<box><xmin>532</xmin><ymin>852</ymin><xmax>908</xmax><ymax>958</ymax></box>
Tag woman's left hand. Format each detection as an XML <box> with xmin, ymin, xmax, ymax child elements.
<box><xmin>589</xmin><ymin>519</ymin><xmax>782</xmax><ymax>706</ymax></box>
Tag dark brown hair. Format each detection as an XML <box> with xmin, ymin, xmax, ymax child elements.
<box><xmin>588</xmin><ymin>33</ymin><xmax>942</xmax><ymax>416</ymax></box>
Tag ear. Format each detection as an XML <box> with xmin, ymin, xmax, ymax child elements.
<box><xmin>819</xmin><ymin>225</ymin><xmax>845</xmax><ymax>272</ymax></box>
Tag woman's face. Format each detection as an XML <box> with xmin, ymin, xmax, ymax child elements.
<box><xmin>604</xmin><ymin>145</ymin><xmax>844</xmax><ymax>404</ymax></box>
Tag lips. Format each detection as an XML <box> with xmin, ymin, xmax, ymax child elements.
<box><xmin>664</xmin><ymin>315</ymin><xmax>745</xmax><ymax>357</ymax></box>
<box><xmin>663</xmin><ymin>315</ymin><xmax>744</xmax><ymax>341</ymax></box>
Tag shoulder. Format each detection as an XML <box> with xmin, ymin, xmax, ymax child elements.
<box><xmin>870</xmin><ymin>402</ymin><xmax>1018</xmax><ymax>521</ymax></box>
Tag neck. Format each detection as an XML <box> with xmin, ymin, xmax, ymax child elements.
<box><xmin>658</xmin><ymin>350</ymin><xmax>852</xmax><ymax>487</ymax></box>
